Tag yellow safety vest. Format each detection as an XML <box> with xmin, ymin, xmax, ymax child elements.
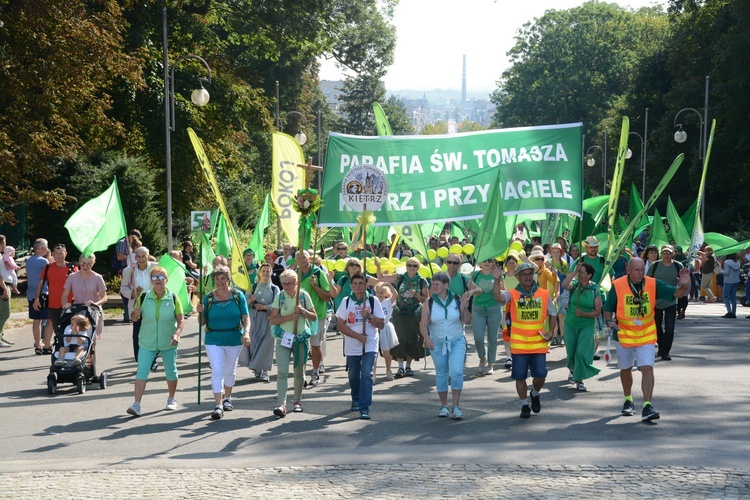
<box><xmin>508</xmin><ymin>288</ymin><xmax>550</xmax><ymax>354</ymax></box>
<box><xmin>613</xmin><ymin>276</ymin><xmax>657</xmax><ymax>347</ymax></box>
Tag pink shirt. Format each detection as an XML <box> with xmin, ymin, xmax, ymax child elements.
<box><xmin>64</xmin><ymin>272</ymin><xmax>106</xmax><ymax>305</ymax></box>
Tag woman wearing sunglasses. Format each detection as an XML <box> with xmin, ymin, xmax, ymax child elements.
<box><xmin>126</xmin><ymin>266</ymin><xmax>185</xmax><ymax>416</ymax></box>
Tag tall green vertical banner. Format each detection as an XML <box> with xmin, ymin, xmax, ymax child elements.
<box><xmin>606</xmin><ymin>117</ymin><xmax>629</xmax><ymax>261</ymax></box>
<box><xmin>373</xmin><ymin>102</ymin><xmax>393</xmax><ymax>136</ymax></box>
<box><xmin>687</xmin><ymin>119</ymin><xmax>716</xmax><ymax>261</ymax></box>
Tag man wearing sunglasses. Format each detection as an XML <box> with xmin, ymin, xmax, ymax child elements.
<box><xmin>445</xmin><ymin>253</ymin><xmax>470</xmax><ymax>296</ymax></box>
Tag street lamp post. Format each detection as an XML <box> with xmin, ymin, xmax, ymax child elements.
<box><xmin>163</xmin><ymin>7</ymin><xmax>212</xmax><ymax>250</ymax></box>
<box><xmin>585</xmin><ymin>130</ymin><xmax>608</xmax><ymax>193</ymax></box>
<box><xmin>673</xmin><ymin>76</ymin><xmax>709</xmax><ymax>221</ymax></box>
<box><xmin>626</xmin><ymin>108</ymin><xmax>648</xmax><ymax>202</ymax></box>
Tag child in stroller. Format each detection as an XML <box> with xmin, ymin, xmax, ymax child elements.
<box><xmin>54</xmin><ymin>314</ymin><xmax>91</xmax><ymax>367</ymax></box>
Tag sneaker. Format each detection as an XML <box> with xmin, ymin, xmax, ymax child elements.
<box><xmin>404</xmin><ymin>367</ymin><xmax>414</xmax><ymax>377</ymax></box>
<box><xmin>260</xmin><ymin>371</ymin><xmax>270</xmax><ymax>383</ymax></box>
<box><xmin>127</xmin><ymin>402</ymin><xmax>142</xmax><ymax>417</ymax></box>
<box><xmin>318</xmin><ymin>364</ymin><xmax>325</xmax><ymax>374</ymax></box>
<box><xmin>642</xmin><ymin>403</ymin><xmax>660</xmax><ymax>421</ymax></box>
<box><xmin>621</xmin><ymin>400</ymin><xmax>636</xmax><ymax>416</ymax></box>
<box><xmin>394</xmin><ymin>367</ymin><xmax>405</xmax><ymax>379</ymax></box>
<box><xmin>558</xmin><ymin>338</ymin><xmax>565</xmax><ymax>346</ymax></box>
<box><xmin>504</xmin><ymin>358</ymin><xmax>513</xmax><ymax>369</ymax></box>
<box><xmin>293</xmin><ymin>402</ymin><xmax>303</xmax><ymax>413</ymax></box>
<box><xmin>576</xmin><ymin>382</ymin><xmax>587</xmax><ymax>392</ymax></box>
<box><xmin>385</xmin><ymin>369</ymin><xmax>394</xmax><ymax>381</ymax></box>
<box><xmin>165</xmin><ymin>397</ymin><xmax>177</xmax><ymax>411</ymax></box>
<box><xmin>568</xmin><ymin>371</ymin><xmax>574</xmax><ymax>384</ymax></box>
<box><xmin>520</xmin><ymin>404</ymin><xmax>531</xmax><ymax>418</ymax></box>
<box><xmin>309</xmin><ymin>371</ymin><xmax>320</xmax><ymax>386</ymax></box>
<box><xmin>360</xmin><ymin>411</ymin><xmax>371</xmax><ymax>420</ymax></box>
<box><xmin>253</xmin><ymin>370</ymin><xmax>261</xmax><ymax>379</ymax></box>
<box><xmin>222</xmin><ymin>398</ymin><xmax>234</xmax><ymax>411</ymax></box>
<box><xmin>211</xmin><ymin>405</ymin><xmax>224</xmax><ymax>420</ymax></box>
<box><xmin>485</xmin><ymin>364</ymin><xmax>494</xmax><ymax>375</ymax></box>
<box><xmin>437</xmin><ymin>405</ymin><xmax>449</xmax><ymax>418</ymax></box>
<box><xmin>273</xmin><ymin>404</ymin><xmax>286</xmax><ymax>418</ymax></box>
<box><xmin>722</xmin><ymin>313</ymin><xmax>737</xmax><ymax>318</ymax></box>
<box><xmin>551</xmin><ymin>337</ymin><xmax>558</xmax><ymax>346</ymax></box>
<box><xmin>54</xmin><ymin>359</ymin><xmax>65</xmax><ymax>366</ymax></box>
<box><xmin>73</xmin><ymin>357</ymin><xmax>83</xmax><ymax>366</ymax></box>
<box><xmin>529</xmin><ymin>390</ymin><xmax>541</xmax><ymax>413</ymax></box>
<box><xmin>477</xmin><ymin>361</ymin><xmax>486</xmax><ymax>376</ymax></box>
<box><xmin>661</xmin><ymin>355</ymin><xmax>672</xmax><ymax>361</ymax></box>
<box><xmin>0</xmin><ymin>338</ymin><xmax>14</xmax><ymax>345</ymax></box>
<box><xmin>452</xmin><ymin>406</ymin><xmax>464</xmax><ymax>420</ymax></box>
<box><xmin>0</xmin><ymin>340</ymin><xmax>11</xmax><ymax>348</ymax></box>
<box><xmin>351</xmin><ymin>402</ymin><xmax>361</xmax><ymax>412</ymax></box>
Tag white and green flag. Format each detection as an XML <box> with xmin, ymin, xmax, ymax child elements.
<box><xmin>319</xmin><ymin>123</ymin><xmax>583</xmax><ymax>226</ymax></box>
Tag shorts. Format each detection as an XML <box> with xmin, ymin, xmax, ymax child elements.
<box><xmin>616</xmin><ymin>342</ymin><xmax>655</xmax><ymax>369</ymax></box>
<box><xmin>48</xmin><ymin>308</ymin><xmax>63</xmax><ymax>333</ymax></box>
<box><xmin>511</xmin><ymin>353</ymin><xmax>548</xmax><ymax>380</ymax></box>
<box><xmin>309</xmin><ymin>316</ymin><xmax>330</xmax><ymax>347</ymax></box>
<box><xmin>28</xmin><ymin>300</ymin><xmax>49</xmax><ymax>320</ymax></box>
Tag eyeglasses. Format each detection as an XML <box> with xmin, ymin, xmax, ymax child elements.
<box><xmin>446</xmin><ymin>260</ymin><xmax>460</xmax><ymax>265</ymax></box>
<box><xmin>532</xmin><ymin>258</ymin><xmax>544</xmax><ymax>262</ymax></box>
<box><xmin>337</xmin><ymin>247</ymin><xmax>347</xmax><ymax>251</ymax></box>
<box><xmin>348</xmin><ymin>263</ymin><xmax>361</xmax><ymax>268</ymax></box>
<box><xmin>406</xmin><ymin>264</ymin><xmax>419</xmax><ymax>268</ymax></box>
<box><xmin>282</xmin><ymin>281</ymin><xmax>297</xmax><ymax>287</ymax></box>
<box><xmin>150</xmin><ymin>275</ymin><xmax>166</xmax><ymax>281</ymax></box>
<box><xmin>53</xmin><ymin>244</ymin><xmax>66</xmax><ymax>249</ymax></box>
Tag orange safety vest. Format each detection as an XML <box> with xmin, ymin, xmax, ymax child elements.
<box><xmin>613</xmin><ymin>276</ymin><xmax>657</xmax><ymax>347</ymax></box>
<box><xmin>508</xmin><ymin>288</ymin><xmax>550</xmax><ymax>354</ymax></box>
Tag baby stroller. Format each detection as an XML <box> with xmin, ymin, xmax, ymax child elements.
<box><xmin>46</xmin><ymin>304</ymin><xmax>108</xmax><ymax>395</ymax></box>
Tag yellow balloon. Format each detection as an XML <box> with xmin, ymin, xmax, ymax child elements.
<box><xmin>450</xmin><ymin>244</ymin><xmax>463</xmax><ymax>255</ymax></box>
<box><xmin>437</xmin><ymin>247</ymin><xmax>449</xmax><ymax>258</ymax></box>
<box><xmin>427</xmin><ymin>249</ymin><xmax>437</xmax><ymax>260</ymax></box>
<box><xmin>390</xmin><ymin>257</ymin><xmax>401</xmax><ymax>267</ymax></box>
<box><xmin>510</xmin><ymin>240</ymin><xmax>524</xmax><ymax>253</ymax></box>
<box><xmin>430</xmin><ymin>262</ymin><xmax>441</xmax><ymax>275</ymax></box>
<box><xmin>322</xmin><ymin>259</ymin><xmax>334</xmax><ymax>271</ymax></box>
<box><xmin>334</xmin><ymin>259</ymin><xmax>347</xmax><ymax>272</ymax></box>
<box><xmin>379</xmin><ymin>262</ymin><xmax>392</xmax><ymax>273</ymax></box>
<box><xmin>366</xmin><ymin>263</ymin><xmax>377</xmax><ymax>275</ymax></box>
<box><xmin>440</xmin><ymin>264</ymin><xmax>448</xmax><ymax>272</ymax></box>
<box><xmin>463</xmin><ymin>243</ymin><xmax>475</xmax><ymax>255</ymax></box>
<box><xmin>418</xmin><ymin>265</ymin><xmax>431</xmax><ymax>278</ymax></box>
<box><xmin>400</xmin><ymin>256</ymin><xmax>410</xmax><ymax>263</ymax></box>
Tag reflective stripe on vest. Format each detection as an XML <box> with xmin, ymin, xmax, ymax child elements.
<box><xmin>508</xmin><ymin>288</ymin><xmax>549</xmax><ymax>354</ymax></box>
<box><xmin>613</xmin><ymin>276</ymin><xmax>657</xmax><ymax>347</ymax></box>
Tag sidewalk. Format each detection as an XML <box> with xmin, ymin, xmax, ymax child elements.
<box><xmin>0</xmin><ymin>300</ymin><xmax>748</xmax><ymax>497</ymax></box>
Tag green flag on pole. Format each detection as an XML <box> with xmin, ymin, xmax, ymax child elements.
<box><xmin>249</xmin><ymin>194</ymin><xmax>271</xmax><ymax>258</ymax></box>
<box><xmin>681</xmin><ymin>199</ymin><xmax>697</xmax><ymax>236</ymax></box>
<box><xmin>649</xmin><ymin>207</ymin><xmax>670</xmax><ymax>250</ymax></box>
<box><xmin>157</xmin><ymin>254</ymin><xmax>193</xmax><ymax>313</ymax></box>
<box><xmin>372</xmin><ymin>102</ymin><xmax>393</xmax><ymax>136</ymax></box>
<box><xmin>475</xmin><ymin>170</ymin><xmax>511</xmax><ymax>263</ymax></box>
<box><xmin>607</xmin><ymin>117</ymin><xmax>629</xmax><ymax>260</ymax></box>
<box><xmin>666</xmin><ymin>196</ymin><xmax>691</xmax><ymax>248</ymax></box>
<box><xmin>64</xmin><ymin>177</ymin><xmax>127</xmax><ymax>258</ymax></box>
<box><xmin>215</xmin><ymin>211</ymin><xmax>232</xmax><ymax>258</ymax></box>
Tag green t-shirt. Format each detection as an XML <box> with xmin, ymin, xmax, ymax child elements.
<box><xmin>299</xmin><ymin>265</ymin><xmax>331</xmax><ymax>317</ymax></box>
<box><xmin>448</xmin><ymin>272</ymin><xmax>470</xmax><ymax>297</ymax></box>
<box><xmin>472</xmin><ymin>271</ymin><xmax>498</xmax><ymax>308</ymax></box>
<box><xmin>574</xmin><ymin>253</ymin><xmax>612</xmax><ymax>286</ymax></box>
<box><xmin>646</xmin><ymin>260</ymin><xmax>682</xmax><ymax>308</ymax></box>
<box><xmin>565</xmin><ymin>280</ymin><xmax>600</xmax><ymax>329</ymax></box>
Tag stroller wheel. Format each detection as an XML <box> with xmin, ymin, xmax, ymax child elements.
<box><xmin>76</xmin><ymin>376</ymin><xmax>86</xmax><ymax>395</ymax></box>
<box><xmin>741</xmin><ymin>295</ymin><xmax>749</xmax><ymax>307</ymax></box>
<box><xmin>47</xmin><ymin>374</ymin><xmax>57</xmax><ymax>395</ymax></box>
<box><xmin>99</xmin><ymin>372</ymin><xmax>108</xmax><ymax>389</ymax></box>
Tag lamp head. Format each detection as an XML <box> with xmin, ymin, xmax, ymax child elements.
<box><xmin>626</xmin><ymin>148</ymin><xmax>633</xmax><ymax>160</ymax></box>
<box><xmin>586</xmin><ymin>156</ymin><xmax>595</xmax><ymax>167</ymax></box>
<box><xmin>191</xmin><ymin>82</ymin><xmax>210</xmax><ymax>107</ymax></box>
<box><xmin>674</xmin><ymin>127</ymin><xmax>687</xmax><ymax>144</ymax></box>
<box><xmin>295</xmin><ymin>130</ymin><xmax>307</xmax><ymax>146</ymax></box>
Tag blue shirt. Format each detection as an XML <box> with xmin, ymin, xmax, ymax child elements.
<box><xmin>26</xmin><ymin>255</ymin><xmax>48</xmax><ymax>301</ymax></box>
<box><xmin>202</xmin><ymin>290</ymin><xmax>249</xmax><ymax>346</ymax></box>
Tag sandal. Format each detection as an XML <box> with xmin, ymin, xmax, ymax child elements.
<box><xmin>404</xmin><ymin>367</ymin><xmax>414</xmax><ymax>377</ymax></box>
<box><xmin>35</xmin><ymin>347</ymin><xmax>43</xmax><ymax>356</ymax></box>
<box><xmin>293</xmin><ymin>402</ymin><xmax>303</xmax><ymax>413</ymax></box>
<box><xmin>394</xmin><ymin>368</ymin><xmax>405</xmax><ymax>379</ymax></box>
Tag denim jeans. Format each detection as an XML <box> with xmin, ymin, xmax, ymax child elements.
<box><xmin>723</xmin><ymin>281</ymin><xmax>739</xmax><ymax>314</ymax></box>
<box><xmin>346</xmin><ymin>351</ymin><xmax>376</xmax><ymax>413</ymax></box>
<box><xmin>471</xmin><ymin>304</ymin><xmax>502</xmax><ymax>364</ymax></box>
<box><xmin>431</xmin><ymin>335</ymin><xmax>466</xmax><ymax>392</ymax></box>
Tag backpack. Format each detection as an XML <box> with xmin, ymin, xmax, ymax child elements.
<box><xmin>250</xmin><ymin>281</ymin><xmax>278</xmax><ymax>307</ymax></box>
<box><xmin>648</xmin><ymin>260</ymin><xmax>683</xmax><ymax>277</ymax></box>
<box><xmin>345</xmin><ymin>295</ymin><xmax>376</xmax><ymax>313</ymax></box>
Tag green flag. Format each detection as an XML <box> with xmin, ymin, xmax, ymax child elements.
<box><xmin>713</xmin><ymin>238</ymin><xmax>750</xmax><ymax>256</ymax></box>
<box><xmin>157</xmin><ymin>254</ymin><xmax>193</xmax><ymax>313</ymax></box>
<box><xmin>687</xmin><ymin>120</ymin><xmax>716</xmax><ymax>261</ymax></box>
<box><xmin>200</xmin><ymin>232</ymin><xmax>215</xmax><ymax>271</ymax></box>
<box><xmin>215</xmin><ymin>212</ymin><xmax>232</xmax><ymax>258</ymax></box>
<box><xmin>372</xmin><ymin>101</ymin><xmax>393</xmax><ymax>136</ymax></box>
<box><xmin>704</xmin><ymin>232</ymin><xmax>737</xmax><ymax>250</ymax></box>
<box><xmin>666</xmin><ymin>197</ymin><xmax>690</xmax><ymax>248</ymax></box>
<box><xmin>394</xmin><ymin>225</ymin><xmax>430</xmax><ymax>263</ymax></box>
<box><xmin>649</xmin><ymin>207</ymin><xmax>670</xmax><ymax>250</ymax></box>
<box><xmin>475</xmin><ymin>170</ymin><xmax>510</xmax><ymax>263</ymax></box>
<box><xmin>607</xmin><ymin>117</ymin><xmax>629</xmax><ymax>260</ymax></box>
<box><xmin>64</xmin><ymin>177</ymin><xmax>127</xmax><ymax>258</ymax></box>
<box><xmin>628</xmin><ymin>182</ymin><xmax>647</xmax><ymax>232</ymax></box>
<box><xmin>681</xmin><ymin>199</ymin><xmax>697</xmax><ymax>236</ymax></box>
<box><xmin>249</xmin><ymin>194</ymin><xmax>271</xmax><ymax>258</ymax></box>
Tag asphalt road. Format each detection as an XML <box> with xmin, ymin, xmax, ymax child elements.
<box><xmin>1</xmin><ymin>299</ymin><xmax>748</xmax><ymax>497</ymax></box>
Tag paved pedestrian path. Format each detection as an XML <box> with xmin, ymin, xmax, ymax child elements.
<box><xmin>0</xmin><ymin>300</ymin><xmax>748</xmax><ymax>498</ymax></box>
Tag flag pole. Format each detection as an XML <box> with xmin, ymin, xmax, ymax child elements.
<box><xmin>197</xmin><ymin>236</ymin><xmax>203</xmax><ymax>405</ymax></box>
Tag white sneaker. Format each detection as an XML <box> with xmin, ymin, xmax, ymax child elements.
<box><xmin>54</xmin><ymin>359</ymin><xmax>65</xmax><ymax>366</ymax></box>
<box><xmin>485</xmin><ymin>364</ymin><xmax>494</xmax><ymax>375</ymax></box>
<box><xmin>477</xmin><ymin>361</ymin><xmax>486</xmax><ymax>376</ymax></box>
<box><xmin>165</xmin><ymin>397</ymin><xmax>177</xmax><ymax>411</ymax></box>
<box><xmin>127</xmin><ymin>402</ymin><xmax>142</xmax><ymax>417</ymax></box>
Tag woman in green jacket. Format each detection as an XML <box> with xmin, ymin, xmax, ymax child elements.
<box><xmin>126</xmin><ymin>266</ymin><xmax>185</xmax><ymax>417</ymax></box>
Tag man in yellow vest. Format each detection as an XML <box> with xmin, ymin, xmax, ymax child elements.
<box><xmin>603</xmin><ymin>257</ymin><xmax>690</xmax><ymax>421</ymax></box>
<box><xmin>496</xmin><ymin>262</ymin><xmax>557</xmax><ymax>418</ymax></box>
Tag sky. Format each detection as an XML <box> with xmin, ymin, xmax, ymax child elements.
<box><xmin>319</xmin><ymin>0</ymin><xmax>669</xmax><ymax>92</ymax></box>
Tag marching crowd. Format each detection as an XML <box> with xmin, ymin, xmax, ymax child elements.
<box><xmin>0</xmin><ymin>229</ymin><xmax>746</xmax><ymax>423</ymax></box>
